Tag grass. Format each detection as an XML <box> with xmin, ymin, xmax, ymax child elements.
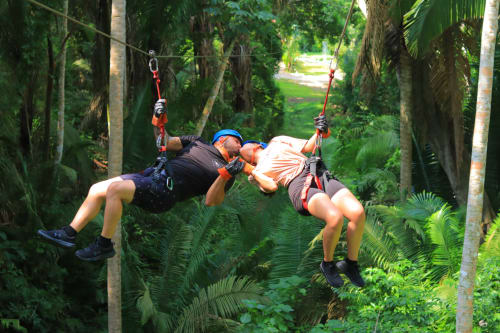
<box><xmin>276</xmin><ymin>79</ymin><xmax>325</xmax><ymax>138</ymax></box>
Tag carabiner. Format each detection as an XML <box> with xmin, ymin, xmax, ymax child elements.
<box><xmin>166</xmin><ymin>177</ymin><xmax>174</xmax><ymax>191</ymax></box>
<box><xmin>149</xmin><ymin>50</ymin><xmax>158</xmax><ymax>73</ymax></box>
<box><xmin>156</xmin><ymin>133</ymin><xmax>163</xmax><ymax>149</ymax></box>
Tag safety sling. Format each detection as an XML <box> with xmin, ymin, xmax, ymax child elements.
<box><xmin>149</xmin><ymin>50</ymin><xmax>174</xmax><ymax>192</ymax></box>
<box><xmin>300</xmin><ymin>69</ymin><xmax>335</xmax><ymax>212</ymax></box>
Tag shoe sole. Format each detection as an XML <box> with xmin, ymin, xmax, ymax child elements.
<box><xmin>336</xmin><ymin>263</ymin><xmax>365</xmax><ymax>288</ymax></box>
<box><xmin>319</xmin><ymin>264</ymin><xmax>344</xmax><ymax>288</ymax></box>
<box><xmin>37</xmin><ymin>230</ymin><xmax>76</xmax><ymax>248</ymax></box>
<box><xmin>75</xmin><ymin>250</ymin><xmax>116</xmax><ymax>262</ymax></box>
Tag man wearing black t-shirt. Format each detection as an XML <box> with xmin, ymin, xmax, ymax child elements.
<box><xmin>38</xmin><ymin>125</ymin><xmax>246</xmax><ymax>261</ymax></box>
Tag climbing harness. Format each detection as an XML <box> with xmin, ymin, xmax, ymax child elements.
<box><xmin>149</xmin><ymin>50</ymin><xmax>174</xmax><ymax>192</ymax></box>
<box><xmin>301</xmin><ymin>0</ymin><xmax>356</xmax><ymax>211</ymax></box>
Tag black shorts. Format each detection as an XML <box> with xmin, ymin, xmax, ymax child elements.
<box><xmin>287</xmin><ymin>166</ymin><xmax>346</xmax><ymax>216</ymax></box>
<box><xmin>121</xmin><ymin>167</ymin><xmax>177</xmax><ymax>213</ymax></box>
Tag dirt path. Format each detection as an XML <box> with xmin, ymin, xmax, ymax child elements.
<box><xmin>274</xmin><ymin>55</ymin><xmax>344</xmax><ymax>90</ymax></box>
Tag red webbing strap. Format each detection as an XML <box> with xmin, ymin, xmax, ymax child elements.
<box><xmin>301</xmin><ymin>173</ymin><xmax>314</xmax><ymax>211</ymax></box>
<box><xmin>153</xmin><ymin>70</ymin><xmax>161</xmax><ymax>100</ymax></box>
<box><xmin>301</xmin><ymin>173</ymin><xmax>323</xmax><ymax>211</ymax></box>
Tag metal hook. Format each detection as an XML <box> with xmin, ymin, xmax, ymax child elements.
<box><xmin>149</xmin><ymin>50</ymin><xmax>158</xmax><ymax>73</ymax></box>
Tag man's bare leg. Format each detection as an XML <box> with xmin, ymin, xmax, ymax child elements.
<box><xmin>101</xmin><ymin>180</ymin><xmax>135</xmax><ymax>238</ymax></box>
<box><xmin>70</xmin><ymin>176</ymin><xmax>124</xmax><ymax>232</ymax></box>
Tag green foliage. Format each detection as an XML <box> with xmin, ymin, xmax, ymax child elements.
<box><xmin>362</xmin><ymin>191</ymin><xmax>465</xmax><ymax>282</ymax></box>
<box><xmin>404</xmin><ymin>0</ymin><xmax>486</xmax><ymax>56</ymax></box>
<box><xmin>238</xmin><ymin>276</ymin><xmax>307</xmax><ymax>332</ymax></box>
<box><xmin>336</xmin><ymin>261</ymin><xmax>448</xmax><ymax>331</ymax></box>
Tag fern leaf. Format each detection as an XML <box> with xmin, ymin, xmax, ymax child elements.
<box><xmin>174</xmin><ymin>276</ymin><xmax>263</xmax><ymax>333</ymax></box>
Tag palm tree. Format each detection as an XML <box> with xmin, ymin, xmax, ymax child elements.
<box><xmin>402</xmin><ymin>0</ymin><xmax>497</xmax><ymax>226</ymax></box>
<box><xmin>108</xmin><ymin>0</ymin><xmax>126</xmax><ymax>331</ymax></box>
<box><xmin>457</xmin><ymin>0</ymin><xmax>499</xmax><ymax>331</ymax></box>
<box><xmin>55</xmin><ymin>0</ymin><xmax>68</xmax><ymax>166</ymax></box>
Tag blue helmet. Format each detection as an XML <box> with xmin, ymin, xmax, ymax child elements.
<box><xmin>242</xmin><ymin>140</ymin><xmax>268</xmax><ymax>149</ymax></box>
<box><xmin>211</xmin><ymin>129</ymin><xmax>243</xmax><ymax>144</ymax></box>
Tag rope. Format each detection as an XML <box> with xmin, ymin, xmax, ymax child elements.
<box><xmin>314</xmin><ymin>0</ymin><xmax>356</xmax><ymax>154</ymax></box>
<box><xmin>25</xmin><ymin>0</ymin><xmax>282</xmax><ymax>59</ymax></box>
<box><xmin>329</xmin><ymin>0</ymin><xmax>357</xmax><ymax>71</ymax></box>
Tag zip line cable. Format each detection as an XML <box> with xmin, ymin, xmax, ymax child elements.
<box><xmin>25</xmin><ymin>0</ymin><xmax>281</xmax><ymax>59</ymax></box>
<box><xmin>329</xmin><ymin>0</ymin><xmax>356</xmax><ymax>71</ymax></box>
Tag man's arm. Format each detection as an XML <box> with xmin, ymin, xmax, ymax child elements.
<box><xmin>205</xmin><ymin>176</ymin><xmax>230</xmax><ymax>206</ymax></box>
<box><xmin>152</xmin><ymin>128</ymin><xmax>190</xmax><ymax>152</ymax></box>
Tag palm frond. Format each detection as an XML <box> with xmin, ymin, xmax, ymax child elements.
<box><xmin>426</xmin><ymin>205</ymin><xmax>462</xmax><ymax>280</ymax></box>
<box><xmin>183</xmin><ymin>203</ymin><xmax>239</xmax><ymax>287</ymax></box>
<box><xmin>174</xmin><ymin>276</ymin><xmax>263</xmax><ymax>333</ymax></box>
<box><xmin>404</xmin><ymin>191</ymin><xmax>445</xmax><ymax>220</ymax></box>
<box><xmin>389</xmin><ymin>0</ymin><xmax>416</xmax><ymax>24</ymax></box>
<box><xmin>404</xmin><ymin>0</ymin><xmax>486</xmax><ymax>56</ymax></box>
<box><xmin>150</xmin><ymin>217</ymin><xmax>193</xmax><ymax>313</ymax></box>
<box><xmin>355</xmin><ymin>129</ymin><xmax>399</xmax><ymax>170</ymax></box>
<box><xmin>360</xmin><ymin>209</ymin><xmax>399</xmax><ymax>269</ymax></box>
<box><xmin>270</xmin><ymin>207</ymin><xmax>322</xmax><ymax>280</ymax></box>
<box><xmin>479</xmin><ymin>214</ymin><xmax>500</xmax><ymax>263</ymax></box>
<box><xmin>136</xmin><ymin>283</ymin><xmax>174</xmax><ymax>331</ymax></box>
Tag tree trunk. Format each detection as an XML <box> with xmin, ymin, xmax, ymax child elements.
<box><xmin>55</xmin><ymin>0</ymin><xmax>68</xmax><ymax>166</ymax></box>
<box><xmin>456</xmin><ymin>1</ymin><xmax>498</xmax><ymax>332</ymax></box>
<box><xmin>396</xmin><ymin>48</ymin><xmax>412</xmax><ymax>200</ymax></box>
<box><xmin>230</xmin><ymin>39</ymin><xmax>253</xmax><ymax>118</ymax></box>
<box><xmin>84</xmin><ymin>0</ymin><xmax>110</xmax><ymax>138</ymax></box>
<box><xmin>43</xmin><ymin>37</ymin><xmax>54</xmax><ymax>160</ymax></box>
<box><xmin>195</xmin><ymin>39</ymin><xmax>236</xmax><ymax>136</ymax></box>
<box><xmin>108</xmin><ymin>0</ymin><xmax>126</xmax><ymax>331</ymax></box>
<box><xmin>190</xmin><ymin>7</ymin><xmax>215</xmax><ymax>81</ymax></box>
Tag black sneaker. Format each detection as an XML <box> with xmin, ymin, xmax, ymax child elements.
<box><xmin>336</xmin><ymin>260</ymin><xmax>365</xmax><ymax>287</ymax></box>
<box><xmin>320</xmin><ymin>261</ymin><xmax>344</xmax><ymax>288</ymax></box>
<box><xmin>38</xmin><ymin>229</ymin><xmax>76</xmax><ymax>248</ymax></box>
<box><xmin>75</xmin><ymin>238</ymin><xmax>115</xmax><ymax>261</ymax></box>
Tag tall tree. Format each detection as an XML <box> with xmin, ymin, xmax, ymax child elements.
<box><xmin>55</xmin><ymin>0</ymin><xmax>68</xmax><ymax>165</ymax></box>
<box><xmin>456</xmin><ymin>0</ymin><xmax>499</xmax><ymax>331</ymax></box>
<box><xmin>403</xmin><ymin>0</ymin><xmax>496</xmax><ymax>227</ymax></box>
<box><xmin>108</xmin><ymin>0</ymin><xmax>126</xmax><ymax>332</ymax></box>
<box><xmin>397</xmin><ymin>47</ymin><xmax>413</xmax><ymax>200</ymax></box>
<box><xmin>195</xmin><ymin>39</ymin><xmax>236</xmax><ymax>136</ymax></box>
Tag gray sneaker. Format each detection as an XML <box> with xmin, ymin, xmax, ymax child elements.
<box><xmin>75</xmin><ymin>238</ymin><xmax>115</xmax><ymax>261</ymax></box>
<box><xmin>336</xmin><ymin>260</ymin><xmax>365</xmax><ymax>287</ymax></box>
<box><xmin>320</xmin><ymin>261</ymin><xmax>344</xmax><ymax>288</ymax></box>
<box><xmin>38</xmin><ymin>229</ymin><xmax>76</xmax><ymax>248</ymax></box>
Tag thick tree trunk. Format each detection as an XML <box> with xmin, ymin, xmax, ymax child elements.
<box><xmin>195</xmin><ymin>39</ymin><xmax>236</xmax><ymax>136</ymax></box>
<box><xmin>396</xmin><ymin>48</ymin><xmax>412</xmax><ymax>200</ymax></box>
<box><xmin>43</xmin><ymin>37</ymin><xmax>54</xmax><ymax>160</ymax></box>
<box><xmin>230</xmin><ymin>39</ymin><xmax>253</xmax><ymax>117</ymax></box>
<box><xmin>191</xmin><ymin>8</ymin><xmax>215</xmax><ymax>81</ymax></box>
<box><xmin>108</xmin><ymin>0</ymin><xmax>126</xmax><ymax>332</ymax></box>
<box><xmin>84</xmin><ymin>0</ymin><xmax>110</xmax><ymax>138</ymax></box>
<box><xmin>456</xmin><ymin>1</ymin><xmax>498</xmax><ymax>332</ymax></box>
<box><xmin>55</xmin><ymin>0</ymin><xmax>68</xmax><ymax>165</ymax></box>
